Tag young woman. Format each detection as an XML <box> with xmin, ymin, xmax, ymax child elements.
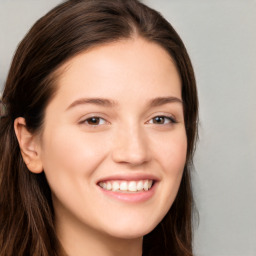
<box><xmin>0</xmin><ymin>0</ymin><xmax>198</xmax><ymax>255</ymax></box>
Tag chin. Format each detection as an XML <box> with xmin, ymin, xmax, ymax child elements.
<box><xmin>102</xmin><ymin>219</ymin><xmax>159</xmax><ymax>240</ymax></box>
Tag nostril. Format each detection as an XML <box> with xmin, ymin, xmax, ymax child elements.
<box><xmin>111</xmin><ymin>146</ymin><xmax>151</xmax><ymax>166</ymax></box>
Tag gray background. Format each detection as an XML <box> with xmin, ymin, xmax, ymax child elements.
<box><xmin>0</xmin><ymin>1</ymin><xmax>255</xmax><ymax>255</ymax></box>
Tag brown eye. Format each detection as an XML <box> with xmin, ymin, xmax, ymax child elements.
<box><xmin>153</xmin><ymin>116</ymin><xmax>165</xmax><ymax>124</ymax></box>
<box><xmin>83</xmin><ymin>117</ymin><xmax>106</xmax><ymax>126</ymax></box>
<box><xmin>149</xmin><ymin>116</ymin><xmax>176</xmax><ymax>125</ymax></box>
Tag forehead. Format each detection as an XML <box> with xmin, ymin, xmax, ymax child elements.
<box><xmin>50</xmin><ymin>37</ymin><xmax>182</xmax><ymax>107</ymax></box>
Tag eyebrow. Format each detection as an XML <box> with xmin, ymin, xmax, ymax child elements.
<box><xmin>66</xmin><ymin>96</ymin><xmax>183</xmax><ymax>111</ymax></box>
<box><xmin>147</xmin><ymin>96</ymin><xmax>183</xmax><ymax>107</ymax></box>
<box><xmin>66</xmin><ymin>98</ymin><xmax>117</xmax><ymax>110</ymax></box>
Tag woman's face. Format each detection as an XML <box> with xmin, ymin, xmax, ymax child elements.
<box><xmin>38</xmin><ymin>38</ymin><xmax>187</xmax><ymax>239</ymax></box>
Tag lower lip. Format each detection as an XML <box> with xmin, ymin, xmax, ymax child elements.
<box><xmin>98</xmin><ymin>182</ymin><xmax>157</xmax><ymax>203</ymax></box>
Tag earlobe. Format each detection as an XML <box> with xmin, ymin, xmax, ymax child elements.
<box><xmin>14</xmin><ymin>117</ymin><xmax>43</xmax><ymax>174</ymax></box>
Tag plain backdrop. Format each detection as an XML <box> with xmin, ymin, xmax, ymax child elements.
<box><xmin>0</xmin><ymin>1</ymin><xmax>255</xmax><ymax>256</ymax></box>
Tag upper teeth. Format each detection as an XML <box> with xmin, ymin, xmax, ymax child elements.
<box><xmin>99</xmin><ymin>180</ymin><xmax>153</xmax><ymax>192</ymax></box>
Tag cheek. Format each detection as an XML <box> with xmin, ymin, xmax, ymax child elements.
<box><xmin>163</xmin><ymin>131</ymin><xmax>187</xmax><ymax>190</ymax></box>
<box><xmin>40</xmin><ymin>126</ymin><xmax>110</xmax><ymax>185</ymax></box>
<box><xmin>151</xmin><ymin>129</ymin><xmax>187</xmax><ymax>210</ymax></box>
<box><xmin>39</xmin><ymin>127</ymin><xmax>110</xmax><ymax>219</ymax></box>
<box><xmin>39</xmin><ymin>127</ymin><xmax>115</xmax><ymax>227</ymax></box>
<box><xmin>165</xmin><ymin>138</ymin><xmax>187</xmax><ymax>172</ymax></box>
<box><xmin>153</xmin><ymin>128</ymin><xmax>187</xmax><ymax>173</ymax></box>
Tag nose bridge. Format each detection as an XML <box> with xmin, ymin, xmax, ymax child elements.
<box><xmin>111</xmin><ymin>121</ymin><xmax>151</xmax><ymax>165</ymax></box>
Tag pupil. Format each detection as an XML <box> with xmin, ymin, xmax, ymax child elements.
<box><xmin>154</xmin><ymin>116</ymin><xmax>164</xmax><ymax>124</ymax></box>
<box><xmin>88</xmin><ymin>117</ymin><xmax>99</xmax><ymax>124</ymax></box>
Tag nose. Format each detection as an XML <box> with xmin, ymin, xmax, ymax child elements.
<box><xmin>111</xmin><ymin>125</ymin><xmax>151</xmax><ymax>166</ymax></box>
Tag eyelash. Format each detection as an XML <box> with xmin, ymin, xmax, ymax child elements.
<box><xmin>79</xmin><ymin>117</ymin><xmax>107</xmax><ymax>126</ymax></box>
<box><xmin>79</xmin><ymin>115</ymin><xmax>177</xmax><ymax>127</ymax></box>
<box><xmin>147</xmin><ymin>115</ymin><xmax>177</xmax><ymax>125</ymax></box>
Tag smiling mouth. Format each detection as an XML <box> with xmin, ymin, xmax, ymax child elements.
<box><xmin>98</xmin><ymin>180</ymin><xmax>154</xmax><ymax>193</ymax></box>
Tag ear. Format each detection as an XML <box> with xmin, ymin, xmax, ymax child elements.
<box><xmin>14</xmin><ymin>117</ymin><xmax>43</xmax><ymax>174</ymax></box>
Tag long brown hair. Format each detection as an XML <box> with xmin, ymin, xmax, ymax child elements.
<box><xmin>0</xmin><ymin>0</ymin><xmax>198</xmax><ymax>255</ymax></box>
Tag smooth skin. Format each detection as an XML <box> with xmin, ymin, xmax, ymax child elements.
<box><xmin>15</xmin><ymin>37</ymin><xmax>187</xmax><ymax>256</ymax></box>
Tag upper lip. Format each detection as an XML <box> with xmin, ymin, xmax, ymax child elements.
<box><xmin>96</xmin><ymin>173</ymin><xmax>160</xmax><ymax>184</ymax></box>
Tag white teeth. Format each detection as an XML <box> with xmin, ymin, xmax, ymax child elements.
<box><xmin>106</xmin><ymin>182</ymin><xmax>112</xmax><ymax>191</ymax></box>
<box><xmin>112</xmin><ymin>181</ymin><xmax>119</xmax><ymax>191</ymax></box>
<box><xmin>143</xmin><ymin>180</ymin><xmax>149</xmax><ymax>191</ymax></box>
<box><xmin>99</xmin><ymin>179</ymin><xmax>154</xmax><ymax>192</ymax></box>
<box><xmin>137</xmin><ymin>181</ymin><xmax>144</xmax><ymax>191</ymax></box>
<box><xmin>128</xmin><ymin>181</ymin><xmax>137</xmax><ymax>192</ymax></box>
<box><xmin>120</xmin><ymin>181</ymin><xmax>128</xmax><ymax>191</ymax></box>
